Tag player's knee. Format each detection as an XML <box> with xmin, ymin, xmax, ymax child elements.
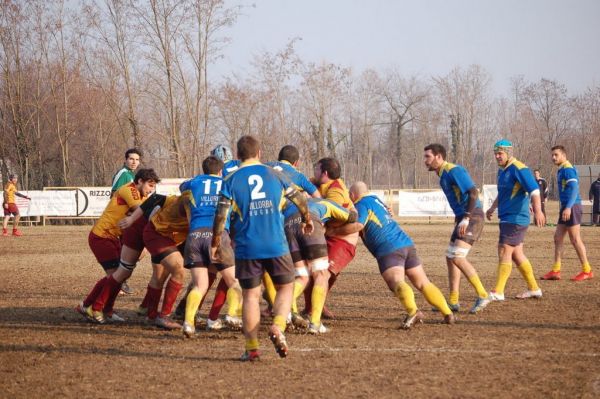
<box><xmin>310</xmin><ymin>258</ymin><xmax>329</xmax><ymax>273</ymax></box>
<box><xmin>446</xmin><ymin>245</ymin><xmax>469</xmax><ymax>259</ymax></box>
<box><xmin>119</xmin><ymin>260</ymin><xmax>137</xmax><ymax>272</ymax></box>
<box><xmin>294</xmin><ymin>266</ymin><xmax>309</xmax><ymax>277</ymax></box>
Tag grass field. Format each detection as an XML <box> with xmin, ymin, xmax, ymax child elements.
<box><xmin>1</xmin><ymin>203</ymin><xmax>599</xmax><ymax>398</ymax></box>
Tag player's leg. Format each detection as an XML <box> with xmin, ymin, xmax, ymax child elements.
<box><xmin>240</xmin><ymin>282</ymin><xmax>262</xmax><ymax>361</ymax></box>
<box><xmin>567</xmin><ymin>224</ymin><xmax>593</xmax><ymax>280</ymax></box>
<box><xmin>291</xmin><ymin>261</ymin><xmax>309</xmax><ymax>316</ymax></box>
<box><xmin>145</xmin><ymin>262</ymin><xmax>169</xmax><ymax>320</ymax></box>
<box><xmin>450</xmin><ymin>240</ymin><xmax>489</xmax><ymax>313</ymax></box>
<box><xmin>308</xmin><ymin>257</ymin><xmax>330</xmax><ymax>333</ymax></box>
<box><xmin>381</xmin><ymin>264</ymin><xmax>421</xmax><ymax>329</ymax></box>
<box><xmin>12</xmin><ymin>208</ymin><xmax>21</xmax><ymax>234</ymax></box>
<box><xmin>406</xmin><ymin>264</ymin><xmax>454</xmax><ymax>324</ymax></box>
<box><xmin>155</xmin><ymin>251</ymin><xmax>185</xmax><ymax>329</ymax></box>
<box><xmin>183</xmin><ymin>265</ymin><xmax>209</xmax><ymax>337</ymax></box>
<box><xmin>268</xmin><ymin>256</ymin><xmax>295</xmax><ymax>358</ymax></box>
<box><xmin>512</xmin><ymin>244</ymin><xmax>542</xmax><ymax>299</ymax></box>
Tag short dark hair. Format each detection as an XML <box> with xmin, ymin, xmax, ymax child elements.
<box><xmin>317</xmin><ymin>157</ymin><xmax>341</xmax><ymax>180</ymax></box>
<box><xmin>534</xmin><ymin>169</ymin><xmax>540</xmax><ymax>173</ymax></box>
<box><xmin>278</xmin><ymin>145</ymin><xmax>300</xmax><ymax>164</ymax></box>
<box><xmin>237</xmin><ymin>135</ymin><xmax>260</xmax><ymax>161</ymax></box>
<box><xmin>424</xmin><ymin>143</ymin><xmax>447</xmax><ymax>160</ymax></box>
<box><xmin>551</xmin><ymin>145</ymin><xmax>566</xmax><ymax>154</ymax></box>
<box><xmin>125</xmin><ymin>148</ymin><xmax>143</xmax><ymax>159</ymax></box>
<box><xmin>202</xmin><ymin>155</ymin><xmax>224</xmax><ymax>175</ymax></box>
<box><xmin>134</xmin><ymin>168</ymin><xmax>160</xmax><ymax>184</ymax></box>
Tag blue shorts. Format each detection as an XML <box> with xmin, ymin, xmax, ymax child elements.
<box><xmin>376</xmin><ymin>246</ymin><xmax>421</xmax><ymax>274</ymax></box>
<box><xmin>499</xmin><ymin>223</ymin><xmax>528</xmax><ymax>246</ymax></box>
<box><xmin>558</xmin><ymin>204</ymin><xmax>582</xmax><ymax>227</ymax></box>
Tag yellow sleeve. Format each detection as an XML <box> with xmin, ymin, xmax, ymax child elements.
<box><xmin>119</xmin><ymin>184</ymin><xmax>143</xmax><ymax>209</ymax></box>
<box><xmin>325</xmin><ymin>201</ymin><xmax>350</xmax><ymax>222</ymax></box>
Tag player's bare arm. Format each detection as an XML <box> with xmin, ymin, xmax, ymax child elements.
<box><xmin>211</xmin><ymin>195</ymin><xmax>231</xmax><ymax>250</ymax></box>
<box><xmin>458</xmin><ymin>187</ymin><xmax>478</xmax><ymax>237</ymax></box>
<box><xmin>486</xmin><ymin>197</ymin><xmax>498</xmax><ymax>221</ymax></box>
<box><xmin>327</xmin><ymin>222</ymin><xmax>364</xmax><ymax>236</ymax></box>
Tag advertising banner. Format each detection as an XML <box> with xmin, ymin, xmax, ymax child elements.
<box><xmin>397</xmin><ymin>190</ymin><xmax>454</xmax><ymax>217</ymax></box>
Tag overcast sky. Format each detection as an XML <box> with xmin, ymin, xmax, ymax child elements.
<box><xmin>213</xmin><ymin>0</ymin><xmax>600</xmax><ymax>95</ymax></box>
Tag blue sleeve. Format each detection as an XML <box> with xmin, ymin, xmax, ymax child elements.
<box><xmin>220</xmin><ymin>179</ymin><xmax>233</xmax><ymax>200</ymax></box>
<box><xmin>564</xmin><ymin>169</ymin><xmax>579</xmax><ymax>208</ymax></box>
<box><xmin>179</xmin><ymin>180</ymin><xmax>191</xmax><ymax>193</ymax></box>
<box><xmin>356</xmin><ymin>202</ymin><xmax>368</xmax><ymax>225</ymax></box>
<box><xmin>450</xmin><ymin>167</ymin><xmax>476</xmax><ymax>194</ymax></box>
<box><xmin>515</xmin><ymin>167</ymin><xmax>539</xmax><ymax>194</ymax></box>
<box><xmin>297</xmin><ymin>173</ymin><xmax>318</xmax><ymax>195</ymax></box>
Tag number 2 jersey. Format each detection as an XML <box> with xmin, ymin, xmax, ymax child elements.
<box><xmin>220</xmin><ymin>160</ymin><xmax>291</xmax><ymax>260</ymax></box>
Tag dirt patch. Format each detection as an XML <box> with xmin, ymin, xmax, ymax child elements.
<box><xmin>1</xmin><ymin>216</ymin><xmax>599</xmax><ymax>398</ymax></box>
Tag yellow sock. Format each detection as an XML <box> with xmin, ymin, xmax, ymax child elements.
<box><xmin>273</xmin><ymin>315</ymin><xmax>287</xmax><ymax>332</ymax></box>
<box><xmin>262</xmin><ymin>273</ymin><xmax>276</xmax><ymax>305</ymax></box>
<box><xmin>448</xmin><ymin>290</ymin><xmax>459</xmax><ymax>306</ymax></box>
<box><xmin>517</xmin><ymin>260</ymin><xmax>539</xmax><ymax>291</ymax></box>
<box><xmin>310</xmin><ymin>285</ymin><xmax>327</xmax><ymax>326</ymax></box>
<box><xmin>494</xmin><ymin>262</ymin><xmax>512</xmax><ymax>294</ymax></box>
<box><xmin>394</xmin><ymin>281</ymin><xmax>417</xmax><ymax>316</ymax></box>
<box><xmin>291</xmin><ymin>281</ymin><xmax>305</xmax><ymax>314</ymax></box>
<box><xmin>552</xmin><ymin>261</ymin><xmax>561</xmax><ymax>273</ymax></box>
<box><xmin>185</xmin><ymin>287</ymin><xmax>203</xmax><ymax>326</ymax></box>
<box><xmin>467</xmin><ymin>274</ymin><xmax>488</xmax><ymax>298</ymax></box>
<box><xmin>226</xmin><ymin>284</ymin><xmax>242</xmax><ymax>317</ymax></box>
<box><xmin>582</xmin><ymin>262</ymin><xmax>592</xmax><ymax>273</ymax></box>
<box><xmin>245</xmin><ymin>338</ymin><xmax>259</xmax><ymax>351</ymax></box>
<box><xmin>422</xmin><ymin>283</ymin><xmax>452</xmax><ymax>316</ymax></box>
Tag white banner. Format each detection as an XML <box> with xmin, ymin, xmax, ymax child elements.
<box><xmin>482</xmin><ymin>185</ymin><xmax>498</xmax><ymax>213</ymax></box>
<box><xmin>1</xmin><ymin>190</ymin><xmax>77</xmax><ymax>217</ymax></box>
<box><xmin>156</xmin><ymin>178</ymin><xmax>187</xmax><ymax>196</ymax></box>
<box><xmin>370</xmin><ymin>190</ymin><xmax>386</xmax><ymax>203</ymax></box>
<box><xmin>75</xmin><ymin>187</ymin><xmax>112</xmax><ymax>217</ymax></box>
<box><xmin>397</xmin><ymin>190</ymin><xmax>454</xmax><ymax>217</ymax></box>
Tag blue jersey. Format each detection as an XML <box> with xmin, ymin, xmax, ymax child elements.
<box><xmin>355</xmin><ymin>194</ymin><xmax>413</xmax><ymax>258</ymax></box>
<box><xmin>557</xmin><ymin>161</ymin><xmax>581</xmax><ymax>208</ymax></box>
<box><xmin>283</xmin><ymin>197</ymin><xmax>350</xmax><ymax>223</ymax></box>
<box><xmin>266</xmin><ymin>160</ymin><xmax>318</xmax><ymax>195</ymax></box>
<box><xmin>180</xmin><ymin>174</ymin><xmax>228</xmax><ymax>231</ymax></box>
<box><xmin>496</xmin><ymin>158</ymin><xmax>539</xmax><ymax>225</ymax></box>
<box><xmin>438</xmin><ymin>162</ymin><xmax>481</xmax><ymax>217</ymax></box>
<box><xmin>220</xmin><ymin>161</ymin><xmax>290</xmax><ymax>259</ymax></box>
<box><xmin>222</xmin><ymin>160</ymin><xmax>241</xmax><ymax>177</ymax></box>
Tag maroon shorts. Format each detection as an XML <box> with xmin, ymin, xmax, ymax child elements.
<box><xmin>121</xmin><ymin>217</ymin><xmax>147</xmax><ymax>252</ymax></box>
<box><xmin>326</xmin><ymin>236</ymin><xmax>356</xmax><ymax>275</ymax></box>
<box><xmin>558</xmin><ymin>204</ymin><xmax>583</xmax><ymax>227</ymax></box>
<box><xmin>376</xmin><ymin>246</ymin><xmax>421</xmax><ymax>274</ymax></box>
<box><xmin>3</xmin><ymin>203</ymin><xmax>19</xmax><ymax>216</ymax></box>
<box><xmin>88</xmin><ymin>231</ymin><xmax>121</xmax><ymax>270</ymax></box>
<box><xmin>499</xmin><ymin>223</ymin><xmax>528</xmax><ymax>246</ymax></box>
<box><xmin>143</xmin><ymin>222</ymin><xmax>177</xmax><ymax>262</ymax></box>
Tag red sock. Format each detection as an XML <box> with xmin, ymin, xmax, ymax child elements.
<box><xmin>92</xmin><ymin>275</ymin><xmax>121</xmax><ymax>312</ymax></box>
<box><xmin>146</xmin><ymin>286</ymin><xmax>163</xmax><ymax>320</ymax></box>
<box><xmin>103</xmin><ymin>278</ymin><xmax>123</xmax><ymax>315</ymax></box>
<box><xmin>208</xmin><ymin>278</ymin><xmax>229</xmax><ymax>320</ymax></box>
<box><xmin>140</xmin><ymin>285</ymin><xmax>152</xmax><ymax>309</ymax></box>
<box><xmin>84</xmin><ymin>277</ymin><xmax>107</xmax><ymax>307</ymax></box>
<box><xmin>159</xmin><ymin>279</ymin><xmax>183</xmax><ymax>318</ymax></box>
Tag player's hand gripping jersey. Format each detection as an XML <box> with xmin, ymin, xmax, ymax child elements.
<box><xmin>496</xmin><ymin>158</ymin><xmax>539</xmax><ymax>226</ymax></box>
<box><xmin>266</xmin><ymin>160</ymin><xmax>318</xmax><ymax>196</ymax></box>
<box><xmin>354</xmin><ymin>194</ymin><xmax>413</xmax><ymax>257</ymax></box>
<box><xmin>283</xmin><ymin>197</ymin><xmax>351</xmax><ymax>224</ymax></box>
<box><xmin>220</xmin><ymin>161</ymin><xmax>291</xmax><ymax>259</ymax></box>
<box><xmin>438</xmin><ymin>161</ymin><xmax>482</xmax><ymax>216</ymax></box>
<box><xmin>92</xmin><ymin>182</ymin><xmax>146</xmax><ymax>239</ymax></box>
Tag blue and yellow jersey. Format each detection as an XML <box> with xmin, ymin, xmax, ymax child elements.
<box><xmin>496</xmin><ymin>158</ymin><xmax>539</xmax><ymax>225</ymax></box>
<box><xmin>266</xmin><ymin>160</ymin><xmax>318</xmax><ymax>196</ymax></box>
<box><xmin>557</xmin><ymin>161</ymin><xmax>581</xmax><ymax>208</ymax></box>
<box><xmin>438</xmin><ymin>161</ymin><xmax>481</xmax><ymax>216</ymax></box>
<box><xmin>283</xmin><ymin>197</ymin><xmax>350</xmax><ymax>223</ymax></box>
<box><xmin>355</xmin><ymin>194</ymin><xmax>413</xmax><ymax>258</ymax></box>
<box><xmin>222</xmin><ymin>160</ymin><xmax>241</xmax><ymax>177</ymax></box>
<box><xmin>220</xmin><ymin>160</ymin><xmax>291</xmax><ymax>259</ymax></box>
<box><xmin>180</xmin><ymin>174</ymin><xmax>229</xmax><ymax>231</ymax></box>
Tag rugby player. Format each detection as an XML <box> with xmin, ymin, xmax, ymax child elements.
<box><xmin>424</xmin><ymin>144</ymin><xmax>491</xmax><ymax>314</ymax></box>
<box><xmin>3</xmin><ymin>174</ymin><xmax>31</xmax><ymax>236</ymax></box>
<box><xmin>485</xmin><ymin>139</ymin><xmax>545</xmax><ymax>300</ymax></box>
<box><xmin>541</xmin><ymin>145</ymin><xmax>593</xmax><ymax>281</ymax></box>
<box><xmin>327</xmin><ymin>182</ymin><xmax>455</xmax><ymax>328</ymax></box>
<box><xmin>211</xmin><ymin>135</ymin><xmax>313</xmax><ymax>361</ymax></box>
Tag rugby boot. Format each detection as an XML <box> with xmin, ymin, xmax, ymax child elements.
<box><xmin>401</xmin><ymin>310</ymin><xmax>424</xmax><ymax>330</ymax></box>
<box><xmin>291</xmin><ymin>313</ymin><xmax>309</xmax><ymax>330</ymax></box>
<box><xmin>105</xmin><ymin>312</ymin><xmax>125</xmax><ymax>323</ymax></box>
<box><xmin>119</xmin><ymin>281</ymin><xmax>134</xmax><ymax>295</ymax></box>
<box><xmin>540</xmin><ymin>270</ymin><xmax>561</xmax><ymax>280</ymax></box>
<box><xmin>443</xmin><ymin>313</ymin><xmax>456</xmax><ymax>325</ymax></box>
<box><xmin>240</xmin><ymin>350</ymin><xmax>261</xmax><ymax>362</ymax></box>
<box><xmin>224</xmin><ymin>315</ymin><xmax>243</xmax><ymax>330</ymax></box>
<box><xmin>2</xmin><ymin>228</ymin><xmax>7</xmax><ymax>236</ymax></box>
<box><xmin>488</xmin><ymin>290</ymin><xmax>505</xmax><ymax>301</ymax></box>
<box><xmin>155</xmin><ymin>316</ymin><xmax>182</xmax><ymax>330</ymax></box>
<box><xmin>182</xmin><ymin>321</ymin><xmax>195</xmax><ymax>338</ymax></box>
<box><xmin>85</xmin><ymin>306</ymin><xmax>106</xmax><ymax>324</ymax></box>
<box><xmin>571</xmin><ymin>271</ymin><xmax>593</xmax><ymax>281</ymax></box>
<box><xmin>515</xmin><ymin>289</ymin><xmax>542</xmax><ymax>299</ymax></box>
<box><xmin>469</xmin><ymin>297</ymin><xmax>491</xmax><ymax>314</ymax></box>
<box><xmin>12</xmin><ymin>229</ymin><xmax>22</xmax><ymax>237</ymax></box>
<box><xmin>307</xmin><ymin>322</ymin><xmax>329</xmax><ymax>334</ymax></box>
<box><xmin>206</xmin><ymin>318</ymin><xmax>224</xmax><ymax>331</ymax></box>
<box><xmin>268</xmin><ymin>325</ymin><xmax>289</xmax><ymax>358</ymax></box>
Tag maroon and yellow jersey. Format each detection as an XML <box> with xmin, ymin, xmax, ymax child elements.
<box><xmin>3</xmin><ymin>182</ymin><xmax>17</xmax><ymax>204</ymax></box>
<box><xmin>92</xmin><ymin>182</ymin><xmax>145</xmax><ymax>239</ymax></box>
<box><xmin>150</xmin><ymin>195</ymin><xmax>190</xmax><ymax>245</ymax></box>
<box><xmin>318</xmin><ymin>178</ymin><xmax>354</xmax><ymax>210</ymax></box>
